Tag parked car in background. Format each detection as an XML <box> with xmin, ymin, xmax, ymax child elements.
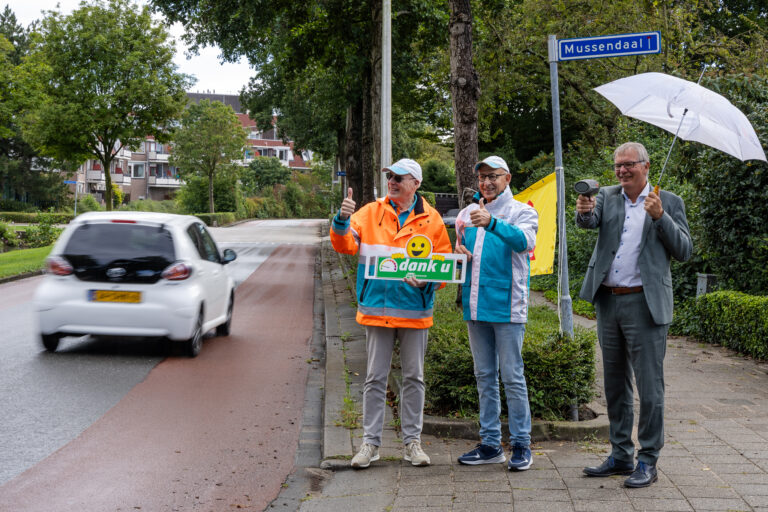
<box><xmin>34</xmin><ymin>212</ymin><xmax>237</xmax><ymax>357</ymax></box>
<box><xmin>442</xmin><ymin>208</ymin><xmax>460</xmax><ymax>228</ymax></box>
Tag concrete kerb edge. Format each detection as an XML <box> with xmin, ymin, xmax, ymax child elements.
<box><xmin>388</xmin><ymin>372</ymin><xmax>609</xmax><ymax>443</ymax></box>
<box><xmin>0</xmin><ymin>269</ymin><xmax>43</xmax><ymax>285</ymax></box>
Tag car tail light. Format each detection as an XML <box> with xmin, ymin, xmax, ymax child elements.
<box><xmin>162</xmin><ymin>262</ymin><xmax>191</xmax><ymax>281</ymax></box>
<box><xmin>46</xmin><ymin>256</ymin><xmax>73</xmax><ymax>276</ymax></box>
<box><xmin>111</xmin><ymin>219</ymin><xmax>136</xmax><ymax>223</ymax></box>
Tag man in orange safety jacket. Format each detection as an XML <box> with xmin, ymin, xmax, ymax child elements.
<box><xmin>330</xmin><ymin>158</ymin><xmax>451</xmax><ymax>469</ymax></box>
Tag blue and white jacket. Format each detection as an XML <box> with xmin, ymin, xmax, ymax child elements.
<box><xmin>456</xmin><ymin>187</ymin><xmax>538</xmax><ymax>323</ymax></box>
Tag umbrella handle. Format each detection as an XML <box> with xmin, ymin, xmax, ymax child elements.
<box><xmin>653</xmin><ymin>184</ymin><xmax>660</xmax><ymax>195</ymax></box>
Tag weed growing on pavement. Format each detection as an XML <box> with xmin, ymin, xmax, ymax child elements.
<box><xmin>577</xmin><ymin>433</ymin><xmax>608</xmax><ymax>455</ymax></box>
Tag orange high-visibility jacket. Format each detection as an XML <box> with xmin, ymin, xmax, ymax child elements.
<box><xmin>330</xmin><ymin>194</ymin><xmax>452</xmax><ymax>329</ymax></box>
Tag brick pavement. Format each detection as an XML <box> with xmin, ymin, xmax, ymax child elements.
<box><xmin>303</xmin><ymin>239</ymin><xmax>768</xmax><ymax>511</ymax></box>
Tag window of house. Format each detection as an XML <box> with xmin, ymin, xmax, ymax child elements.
<box><xmin>147</xmin><ymin>141</ymin><xmax>156</xmax><ymax>153</ymax></box>
<box><xmin>131</xmin><ymin>163</ymin><xmax>145</xmax><ymax>178</ymax></box>
<box><xmin>278</xmin><ymin>150</ymin><xmax>287</xmax><ymax>160</ymax></box>
<box><xmin>149</xmin><ymin>166</ymin><xmax>156</xmax><ymax>177</ymax></box>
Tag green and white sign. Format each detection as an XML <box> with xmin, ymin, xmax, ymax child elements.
<box><xmin>364</xmin><ymin>254</ymin><xmax>467</xmax><ymax>283</ymax></box>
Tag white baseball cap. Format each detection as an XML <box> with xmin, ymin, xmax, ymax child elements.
<box><xmin>383</xmin><ymin>158</ymin><xmax>422</xmax><ymax>182</ymax></box>
<box><xmin>474</xmin><ymin>155</ymin><xmax>510</xmax><ymax>174</ymax></box>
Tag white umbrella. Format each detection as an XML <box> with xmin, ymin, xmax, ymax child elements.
<box><xmin>595</xmin><ymin>71</ymin><xmax>767</xmax><ymax>189</ymax></box>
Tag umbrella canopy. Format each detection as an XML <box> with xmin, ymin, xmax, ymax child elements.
<box><xmin>595</xmin><ymin>72</ymin><xmax>766</xmax><ymax>162</ymax></box>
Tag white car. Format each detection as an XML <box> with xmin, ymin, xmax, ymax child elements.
<box><xmin>34</xmin><ymin>211</ymin><xmax>237</xmax><ymax>357</ymax></box>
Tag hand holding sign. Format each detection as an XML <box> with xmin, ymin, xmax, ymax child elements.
<box><xmin>469</xmin><ymin>198</ymin><xmax>492</xmax><ymax>228</ymax></box>
<box><xmin>339</xmin><ymin>187</ymin><xmax>356</xmax><ymax>220</ymax></box>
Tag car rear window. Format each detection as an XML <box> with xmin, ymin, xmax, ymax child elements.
<box><xmin>62</xmin><ymin>222</ymin><xmax>176</xmax><ymax>284</ymax></box>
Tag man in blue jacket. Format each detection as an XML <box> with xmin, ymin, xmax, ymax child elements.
<box><xmin>454</xmin><ymin>156</ymin><xmax>539</xmax><ymax>470</ymax></box>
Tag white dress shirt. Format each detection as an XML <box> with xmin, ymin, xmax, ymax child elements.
<box><xmin>602</xmin><ymin>183</ymin><xmax>651</xmax><ymax>287</ymax></box>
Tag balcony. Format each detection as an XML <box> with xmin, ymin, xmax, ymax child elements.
<box><xmin>86</xmin><ymin>170</ymin><xmax>103</xmax><ymax>182</ymax></box>
<box><xmin>148</xmin><ymin>176</ymin><xmax>182</xmax><ymax>188</ymax></box>
<box><xmin>110</xmin><ymin>173</ymin><xmax>131</xmax><ymax>185</ymax></box>
<box><xmin>147</xmin><ymin>151</ymin><xmax>170</xmax><ymax>163</ymax></box>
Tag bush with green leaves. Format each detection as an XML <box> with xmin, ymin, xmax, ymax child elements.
<box><xmin>176</xmin><ymin>175</ymin><xmax>243</xmax><ymax>216</ymax></box>
<box><xmin>243</xmin><ymin>156</ymin><xmax>291</xmax><ymax>194</ymax></box>
<box><xmin>424</xmin><ymin>284</ymin><xmax>596</xmax><ymax>421</ymax></box>
<box><xmin>0</xmin><ymin>222</ymin><xmax>20</xmax><ymax>248</ymax></box>
<box><xmin>76</xmin><ymin>194</ymin><xmax>103</xmax><ymax>214</ymax></box>
<box><xmin>690</xmin><ymin>75</ymin><xmax>768</xmax><ymax>295</ymax></box>
<box><xmin>672</xmin><ymin>291</ymin><xmax>768</xmax><ymax>360</ymax></box>
<box><xmin>23</xmin><ymin>211</ymin><xmax>63</xmax><ymax>248</ymax></box>
<box><xmin>194</xmin><ymin>212</ymin><xmax>236</xmax><ymax>226</ymax></box>
<box><xmin>119</xmin><ymin>199</ymin><xmax>179</xmax><ymax>213</ymax></box>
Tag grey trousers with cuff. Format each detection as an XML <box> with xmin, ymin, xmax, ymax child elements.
<box><xmin>362</xmin><ymin>326</ymin><xmax>428</xmax><ymax>446</ymax></box>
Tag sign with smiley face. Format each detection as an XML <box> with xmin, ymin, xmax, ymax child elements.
<box><xmin>364</xmin><ymin>235</ymin><xmax>467</xmax><ymax>283</ymax></box>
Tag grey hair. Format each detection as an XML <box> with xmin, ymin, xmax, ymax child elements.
<box><xmin>614</xmin><ymin>142</ymin><xmax>649</xmax><ymax>164</ymax></box>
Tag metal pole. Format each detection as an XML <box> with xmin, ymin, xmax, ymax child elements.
<box><xmin>380</xmin><ymin>0</ymin><xmax>392</xmax><ymax>197</ymax></box>
<box><xmin>548</xmin><ymin>35</ymin><xmax>574</xmax><ymax>340</ymax></box>
<box><xmin>74</xmin><ymin>182</ymin><xmax>78</xmax><ymax>217</ymax></box>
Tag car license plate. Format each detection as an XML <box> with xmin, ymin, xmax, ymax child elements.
<box><xmin>89</xmin><ymin>290</ymin><xmax>142</xmax><ymax>303</ymax></box>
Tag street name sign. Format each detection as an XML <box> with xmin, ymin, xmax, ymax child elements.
<box><xmin>336</xmin><ymin>171</ymin><xmax>346</xmax><ymax>177</ymax></box>
<box><xmin>63</xmin><ymin>180</ymin><xmax>77</xmax><ymax>184</ymax></box>
<box><xmin>558</xmin><ymin>31</ymin><xmax>661</xmax><ymax>61</ymax></box>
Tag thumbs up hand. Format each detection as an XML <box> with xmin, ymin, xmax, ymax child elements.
<box><xmin>339</xmin><ymin>187</ymin><xmax>356</xmax><ymax>220</ymax></box>
<box><xmin>469</xmin><ymin>198</ymin><xmax>492</xmax><ymax>228</ymax></box>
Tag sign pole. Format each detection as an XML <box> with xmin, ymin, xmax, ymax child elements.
<box><xmin>548</xmin><ymin>35</ymin><xmax>574</xmax><ymax>340</ymax></box>
<box><xmin>380</xmin><ymin>0</ymin><xmax>392</xmax><ymax>197</ymax></box>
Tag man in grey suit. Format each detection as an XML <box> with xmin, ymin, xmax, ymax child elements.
<box><xmin>576</xmin><ymin>142</ymin><xmax>692</xmax><ymax>488</ymax></box>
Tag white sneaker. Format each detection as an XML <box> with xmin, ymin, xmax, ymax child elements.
<box><xmin>404</xmin><ymin>441</ymin><xmax>431</xmax><ymax>466</ymax></box>
<box><xmin>351</xmin><ymin>443</ymin><xmax>379</xmax><ymax>468</ymax></box>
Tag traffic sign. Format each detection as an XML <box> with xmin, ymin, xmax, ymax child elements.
<box><xmin>63</xmin><ymin>180</ymin><xmax>77</xmax><ymax>184</ymax></box>
<box><xmin>336</xmin><ymin>171</ymin><xmax>346</xmax><ymax>177</ymax></box>
<box><xmin>557</xmin><ymin>31</ymin><xmax>660</xmax><ymax>61</ymax></box>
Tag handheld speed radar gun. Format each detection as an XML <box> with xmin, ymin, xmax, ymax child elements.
<box><xmin>574</xmin><ymin>179</ymin><xmax>599</xmax><ymax>197</ymax></box>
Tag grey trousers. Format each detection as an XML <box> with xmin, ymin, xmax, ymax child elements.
<box><xmin>362</xmin><ymin>326</ymin><xmax>428</xmax><ymax>446</ymax></box>
<box><xmin>595</xmin><ymin>287</ymin><xmax>669</xmax><ymax>465</ymax></box>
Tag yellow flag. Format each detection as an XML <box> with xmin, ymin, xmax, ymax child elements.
<box><xmin>514</xmin><ymin>172</ymin><xmax>556</xmax><ymax>276</ymax></box>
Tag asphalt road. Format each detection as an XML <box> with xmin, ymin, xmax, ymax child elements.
<box><xmin>0</xmin><ymin>219</ymin><xmax>323</xmax><ymax>511</ymax></box>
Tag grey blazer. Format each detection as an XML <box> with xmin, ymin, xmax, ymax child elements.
<box><xmin>576</xmin><ymin>184</ymin><xmax>692</xmax><ymax>325</ymax></box>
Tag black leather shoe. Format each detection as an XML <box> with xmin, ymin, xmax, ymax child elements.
<box><xmin>624</xmin><ymin>461</ymin><xmax>658</xmax><ymax>488</ymax></box>
<box><xmin>583</xmin><ymin>456</ymin><xmax>634</xmax><ymax>477</ymax></box>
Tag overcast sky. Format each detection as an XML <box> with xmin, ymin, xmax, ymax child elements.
<box><xmin>6</xmin><ymin>0</ymin><xmax>254</xmax><ymax>95</ymax></box>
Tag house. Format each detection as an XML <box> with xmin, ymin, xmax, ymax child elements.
<box><xmin>66</xmin><ymin>92</ymin><xmax>311</xmax><ymax>204</ymax></box>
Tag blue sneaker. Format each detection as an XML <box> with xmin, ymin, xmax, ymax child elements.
<box><xmin>508</xmin><ymin>444</ymin><xmax>532</xmax><ymax>471</ymax></box>
<box><xmin>458</xmin><ymin>444</ymin><xmax>506</xmax><ymax>465</ymax></box>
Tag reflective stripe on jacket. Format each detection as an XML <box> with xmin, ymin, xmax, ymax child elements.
<box><xmin>330</xmin><ymin>194</ymin><xmax>452</xmax><ymax>329</ymax></box>
<box><xmin>456</xmin><ymin>188</ymin><xmax>538</xmax><ymax>323</ymax></box>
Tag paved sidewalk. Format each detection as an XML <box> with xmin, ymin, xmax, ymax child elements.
<box><xmin>306</xmin><ymin>237</ymin><xmax>768</xmax><ymax>511</ymax></box>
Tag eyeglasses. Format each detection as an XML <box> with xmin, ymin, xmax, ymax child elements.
<box><xmin>477</xmin><ymin>173</ymin><xmax>505</xmax><ymax>183</ymax></box>
<box><xmin>613</xmin><ymin>160</ymin><xmax>645</xmax><ymax>171</ymax></box>
<box><xmin>385</xmin><ymin>172</ymin><xmax>413</xmax><ymax>183</ymax></box>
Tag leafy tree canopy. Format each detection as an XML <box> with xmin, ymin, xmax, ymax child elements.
<box><xmin>170</xmin><ymin>99</ymin><xmax>247</xmax><ymax>213</ymax></box>
<box><xmin>242</xmin><ymin>157</ymin><xmax>292</xmax><ymax>195</ymax></box>
<box><xmin>19</xmin><ymin>0</ymin><xmax>192</xmax><ymax>209</ymax></box>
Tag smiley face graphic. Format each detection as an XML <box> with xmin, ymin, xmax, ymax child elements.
<box><xmin>406</xmin><ymin>235</ymin><xmax>433</xmax><ymax>258</ymax></box>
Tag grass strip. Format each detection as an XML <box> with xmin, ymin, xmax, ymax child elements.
<box><xmin>0</xmin><ymin>245</ymin><xmax>53</xmax><ymax>279</ymax></box>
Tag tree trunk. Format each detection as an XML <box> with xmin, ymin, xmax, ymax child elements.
<box><xmin>208</xmin><ymin>170</ymin><xmax>215</xmax><ymax>214</ymax></box>
<box><xmin>361</xmin><ymin>63</ymin><xmax>375</xmax><ymax>205</ymax></box>
<box><xmin>345</xmin><ymin>99</ymin><xmax>365</xmax><ymax>206</ymax></box>
<box><xmin>101</xmin><ymin>155</ymin><xmax>114</xmax><ymax>211</ymax></box>
<box><xmin>449</xmin><ymin>0</ymin><xmax>480</xmax><ymax>209</ymax></box>
<box><xmin>370</xmin><ymin>0</ymin><xmax>382</xmax><ymax>196</ymax></box>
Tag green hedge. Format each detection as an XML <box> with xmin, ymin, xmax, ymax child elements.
<box><xmin>0</xmin><ymin>212</ymin><xmax>74</xmax><ymax>224</ymax></box>
<box><xmin>672</xmin><ymin>291</ymin><xmax>768</xmax><ymax>360</ymax></box>
<box><xmin>425</xmin><ymin>284</ymin><xmax>596</xmax><ymax>421</ymax></box>
<box><xmin>194</xmin><ymin>212</ymin><xmax>237</xmax><ymax>226</ymax></box>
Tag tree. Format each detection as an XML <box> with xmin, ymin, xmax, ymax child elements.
<box><xmin>242</xmin><ymin>157</ymin><xmax>291</xmax><ymax>195</ymax></box>
<box><xmin>151</xmin><ymin>0</ymin><xmax>446</xmax><ymax>207</ymax></box>
<box><xmin>170</xmin><ymin>100</ymin><xmax>247</xmax><ymax>213</ymax></box>
<box><xmin>19</xmin><ymin>0</ymin><xmax>191</xmax><ymax>210</ymax></box>
<box><xmin>449</xmin><ymin>0</ymin><xmax>480</xmax><ymax>207</ymax></box>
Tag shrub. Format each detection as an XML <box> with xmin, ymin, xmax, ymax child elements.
<box><xmin>194</xmin><ymin>212</ymin><xmax>236</xmax><ymax>226</ymax></box>
<box><xmin>77</xmin><ymin>194</ymin><xmax>103</xmax><ymax>213</ymax></box>
<box><xmin>0</xmin><ymin>212</ymin><xmax>74</xmax><ymax>224</ymax></box>
<box><xmin>23</xmin><ymin>212</ymin><xmax>64</xmax><ymax>248</ymax></box>
<box><xmin>120</xmin><ymin>199</ymin><xmax>178</xmax><ymax>213</ymax></box>
<box><xmin>424</xmin><ymin>284</ymin><xmax>596</xmax><ymax>421</ymax></box>
<box><xmin>673</xmin><ymin>291</ymin><xmax>768</xmax><ymax>360</ymax></box>
<box><xmin>0</xmin><ymin>222</ymin><xmax>20</xmax><ymax>248</ymax></box>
